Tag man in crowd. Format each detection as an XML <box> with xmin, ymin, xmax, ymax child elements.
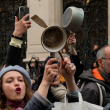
<box><xmin>28</xmin><ymin>56</ymin><xmax>38</xmax><ymax>79</ymax></box>
<box><xmin>78</xmin><ymin>45</ymin><xmax>110</xmax><ymax>107</ymax></box>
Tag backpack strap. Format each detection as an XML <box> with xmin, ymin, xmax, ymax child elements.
<box><xmin>95</xmin><ymin>82</ymin><xmax>105</xmax><ymax>106</ymax></box>
<box><xmin>77</xmin><ymin>79</ymin><xmax>88</xmax><ymax>92</ymax></box>
<box><xmin>77</xmin><ymin>80</ymin><xmax>106</xmax><ymax>106</ymax></box>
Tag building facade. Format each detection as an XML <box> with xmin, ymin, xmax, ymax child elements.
<box><xmin>0</xmin><ymin>0</ymin><xmax>109</xmax><ymax>70</ymax></box>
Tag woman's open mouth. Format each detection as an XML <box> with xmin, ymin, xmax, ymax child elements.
<box><xmin>15</xmin><ymin>87</ymin><xmax>21</xmax><ymax>93</ymax></box>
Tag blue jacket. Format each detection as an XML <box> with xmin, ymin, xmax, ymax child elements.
<box><xmin>24</xmin><ymin>91</ymin><xmax>78</xmax><ymax>110</ymax></box>
<box><xmin>103</xmin><ymin>103</ymin><xmax>110</xmax><ymax>110</ymax></box>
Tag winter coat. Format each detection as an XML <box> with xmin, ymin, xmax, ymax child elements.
<box><xmin>5</xmin><ymin>45</ymin><xmax>22</xmax><ymax>66</ymax></box>
<box><xmin>78</xmin><ymin>68</ymin><xmax>110</xmax><ymax>107</ymax></box>
<box><xmin>24</xmin><ymin>91</ymin><xmax>78</xmax><ymax>110</ymax></box>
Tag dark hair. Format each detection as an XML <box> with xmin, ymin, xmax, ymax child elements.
<box><xmin>33</xmin><ymin>77</ymin><xmax>38</xmax><ymax>85</ymax></box>
<box><xmin>62</xmin><ymin>48</ymin><xmax>66</xmax><ymax>53</ymax></box>
<box><xmin>0</xmin><ymin>77</ymin><xmax>33</xmax><ymax>109</ymax></box>
<box><xmin>91</xmin><ymin>61</ymin><xmax>99</xmax><ymax>69</ymax></box>
<box><xmin>0</xmin><ymin>61</ymin><xmax>6</xmax><ymax>71</ymax></box>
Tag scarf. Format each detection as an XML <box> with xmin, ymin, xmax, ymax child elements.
<box><xmin>50</xmin><ymin>83</ymin><xmax>67</xmax><ymax>102</ymax></box>
<box><xmin>6</xmin><ymin>100</ymin><xmax>25</xmax><ymax>110</ymax></box>
<box><xmin>98</xmin><ymin>68</ymin><xmax>110</xmax><ymax>82</ymax></box>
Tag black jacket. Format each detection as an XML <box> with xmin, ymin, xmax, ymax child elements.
<box><xmin>70</xmin><ymin>54</ymin><xmax>84</xmax><ymax>83</ymax></box>
<box><xmin>5</xmin><ymin>45</ymin><xmax>22</xmax><ymax>66</ymax></box>
<box><xmin>91</xmin><ymin>49</ymin><xmax>98</xmax><ymax>62</ymax></box>
<box><xmin>78</xmin><ymin>69</ymin><xmax>110</xmax><ymax>107</ymax></box>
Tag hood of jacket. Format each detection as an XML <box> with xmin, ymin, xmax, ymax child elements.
<box><xmin>79</xmin><ymin>68</ymin><xmax>110</xmax><ymax>90</ymax></box>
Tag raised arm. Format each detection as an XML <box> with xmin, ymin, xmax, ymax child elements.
<box><xmin>28</xmin><ymin>58</ymin><xmax>32</xmax><ymax>70</ymax></box>
<box><xmin>5</xmin><ymin>14</ymin><xmax>31</xmax><ymax>66</ymax></box>
<box><xmin>67</xmin><ymin>33</ymin><xmax>77</xmax><ymax>55</ymax></box>
<box><xmin>13</xmin><ymin>14</ymin><xmax>31</xmax><ymax>37</ymax></box>
<box><xmin>38</xmin><ymin>58</ymin><xmax>58</xmax><ymax>98</ymax></box>
<box><xmin>67</xmin><ymin>33</ymin><xmax>84</xmax><ymax>83</ymax></box>
<box><xmin>59</xmin><ymin>57</ymin><xmax>77</xmax><ymax>92</ymax></box>
<box><xmin>24</xmin><ymin>58</ymin><xmax>58</xmax><ymax>110</ymax></box>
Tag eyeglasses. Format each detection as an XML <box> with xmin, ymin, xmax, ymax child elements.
<box><xmin>101</xmin><ymin>57</ymin><xmax>110</xmax><ymax>60</ymax></box>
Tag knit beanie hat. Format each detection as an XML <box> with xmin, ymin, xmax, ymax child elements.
<box><xmin>0</xmin><ymin>65</ymin><xmax>31</xmax><ymax>87</ymax></box>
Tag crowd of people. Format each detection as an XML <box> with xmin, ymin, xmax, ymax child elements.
<box><xmin>0</xmin><ymin>14</ymin><xmax>110</xmax><ymax>110</ymax></box>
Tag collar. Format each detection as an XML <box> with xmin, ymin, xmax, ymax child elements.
<box><xmin>98</xmin><ymin>68</ymin><xmax>110</xmax><ymax>82</ymax></box>
<box><xmin>92</xmin><ymin>68</ymin><xmax>110</xmax><ymax>82</ymax></box>
<box><xmin>92</xmin><ymin>68</ymin><xmax>105</xmax><ymax>81</ymax></box>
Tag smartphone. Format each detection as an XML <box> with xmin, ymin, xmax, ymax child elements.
<box><xmin>19</xmin><ymin>6</ymin><xmax>29</xmax><ymax>21</ymax></box>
